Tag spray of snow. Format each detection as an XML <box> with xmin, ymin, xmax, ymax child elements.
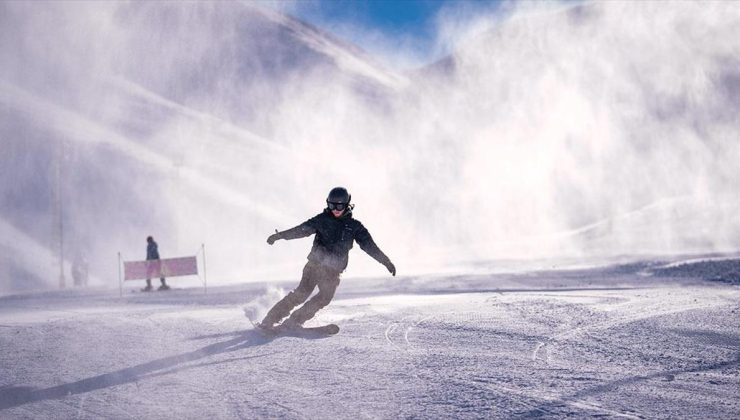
<box><xmin>242</xmin><ymin>286</ymin><xmax>285</xmax><ymax>323</ymax></box>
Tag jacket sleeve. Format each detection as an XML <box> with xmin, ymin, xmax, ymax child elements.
<box><xmin>276</xmin><ymin>217</ymin><xmax>319</xmax><ymax>240</ymax></box>
<box><xmin>354</xmin><ymin>223</ymin><xmax>393</xmax><ymax>267</ymax></box>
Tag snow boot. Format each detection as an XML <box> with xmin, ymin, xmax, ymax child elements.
<box><xmin>280</xmin><ymin>318</ymin><xmax>303</xmax><ymax>330</ymax></box>
<box><xmin>158</xmin><ymin>278</ymin><xmax>170</xmax><ymax>291</ymax></box>
<box><xmin>255</xmin><ymin>321</ymin><xmax>275</xmax><ymax>330</ymax></box>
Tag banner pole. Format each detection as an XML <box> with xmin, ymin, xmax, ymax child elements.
<box><xmin>118</xmin><ymin>252</ymin><xmax>122</xmax><ymax>297</ymax></box>
<box><xmin>202</xmin><ymin>243</ymin><xmax>207</xmax><ymax>294</ymax></box>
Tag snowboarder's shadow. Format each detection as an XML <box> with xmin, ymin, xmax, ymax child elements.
<box><xmin>0</xmin><ymin>329</ymin><xmax>274</xmax><ymax>410</ymax></box>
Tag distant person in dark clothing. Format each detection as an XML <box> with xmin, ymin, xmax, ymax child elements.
<box><xmin>144</xmin><ymin>236</ymin><xmax>169</xmax><ymax>291</ymax></box>
<box><xmin>259</xmin><ymin>187</ymin><xmax>395</xmax><ymax>329</ymax></box>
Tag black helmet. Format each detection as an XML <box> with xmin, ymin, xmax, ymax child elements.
<box><xmin>326</xmin><ymin>187</ymin><xmax>351</xmax><ymax>211</ymax></box>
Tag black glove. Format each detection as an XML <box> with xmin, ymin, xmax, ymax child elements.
<box><xmin>385</xmin><ymin>261</ymin><xmax>396</xmax><ymax>276</ymax></box>
<box><xmin>267</xmin><ymin>230</ymin><xmax>280</xmax><ymax>245</ymax></box>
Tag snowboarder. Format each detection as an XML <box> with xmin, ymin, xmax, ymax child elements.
<box><xmin>144</xmin><ymin>236</ymin><xmax>169</xmax><ymax>291</ymax></box>
<box><xmin>258</xmin><ymin>187</ymin><xmax>396</xmax><ymax>330</ymax></box>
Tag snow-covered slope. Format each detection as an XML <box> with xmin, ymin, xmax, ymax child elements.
<box><xmin>0</xmin><ymin>266</ymin><xmax>737</xmax><ymax>418</ymax></box>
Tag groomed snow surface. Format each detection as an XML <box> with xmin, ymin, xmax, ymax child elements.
<box><xmin>1</xmin><ymin>260</ymin><xmax>738</xmax><ymax>419</ymax></box>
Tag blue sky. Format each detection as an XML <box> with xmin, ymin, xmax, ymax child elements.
<box><xmin>263</xmin><ymin>0</ymin><xmax>506</xmax><ymax>69</ymax></box>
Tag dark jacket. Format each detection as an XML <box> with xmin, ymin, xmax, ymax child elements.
<box><xmin>276</xmin><ymin>209</ymin><xmax>392</xmax><ymax>272</ymax></box>
<box><xmin>146</xmin><ymin>241</ymin><xmax>160</xmax><ymax>260</ymax></box>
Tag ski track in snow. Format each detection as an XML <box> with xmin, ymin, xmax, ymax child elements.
<box><xmin>530</xmin><ymin>292</ymin><xmax>722</xmax><ymax>363</ymax></box>
<box><xmin>0</xmin><ymin>269</ymin><xmax>738</xmax><ymax>419</ymax></box>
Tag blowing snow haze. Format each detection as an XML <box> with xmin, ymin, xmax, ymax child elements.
<box><xmin>1</xmin><ymin>1</ymin><xmax>739</xmax><ymax>294</ymax></box>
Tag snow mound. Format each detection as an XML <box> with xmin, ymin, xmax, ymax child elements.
<box><xmin>650</xmin><ymin>258</ymin><xmax>740</xmax><ymax>285</ymax></box>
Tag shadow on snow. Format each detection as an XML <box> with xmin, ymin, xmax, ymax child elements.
<box><xmin>0</xmin><ymin>327</ymin><xmax>327</xmax><ymax>410</ymax></box>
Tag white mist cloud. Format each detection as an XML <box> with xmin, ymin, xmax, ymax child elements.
<box><xmin>2</xmin><ymin>1</ymin><xmax>740</xmax><ymax>294</ymax></box>
<box><xmin>410</xmin><ymin>1</ymin><xmax>740</xmax><ymax>258</ymax></box>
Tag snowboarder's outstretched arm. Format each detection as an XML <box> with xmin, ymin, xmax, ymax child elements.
<box><xmin>267</xmin><ymin>221</ymin><xmax>316</xmax><ymax>245</ymax></box>
<box><xmin>355</xmin><ymin>225</ymin><xmax>396</xmax><ymax>276</ymax></box>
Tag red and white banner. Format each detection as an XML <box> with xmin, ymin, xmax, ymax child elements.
<box><xmin>124</xmin><ymin>256</ymin><xmax>198</xmax><ymax>281</ymax></box>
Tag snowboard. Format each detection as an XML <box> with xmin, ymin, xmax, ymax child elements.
<box><xmin>249</xmin><ymin>319</ymin><xmax>339</xmax><ymax>337</ymax></box>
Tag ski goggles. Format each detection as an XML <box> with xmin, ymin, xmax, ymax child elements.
<box><xmin>327</xmin><ymin>202</ymin><xmax>348</xmax><ymax>211</ymax></box>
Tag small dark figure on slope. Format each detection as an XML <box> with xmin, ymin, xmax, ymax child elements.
<box><xmin>143</xmin><ymin>236</ymin><xmax>169</xmax><ymax>292</ymax></box>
